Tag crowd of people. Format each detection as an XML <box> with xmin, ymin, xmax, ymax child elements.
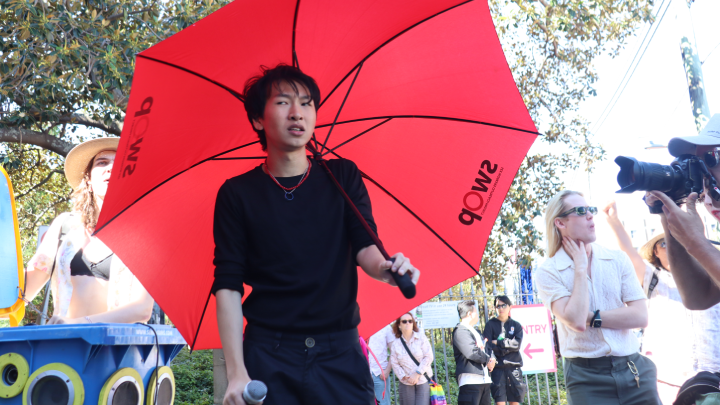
<box><xmin>12</xmin><ymin>61</ymin><xmax>720</xmax><ymax>405</ymax></box>
<box><xmin>533</xmin><ymin>116</ymin><xmax>720</xmax><ymax>405</ymax></box>
<box><xmin>367</xmin><ymin>297</ymin><xmax>524</xmax><ymax>405</ymax></box>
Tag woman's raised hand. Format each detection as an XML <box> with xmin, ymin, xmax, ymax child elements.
<box><xmin>562</xmin><ymin>237</ymin><xmax>588</xmax><ymax>271</ymax></box>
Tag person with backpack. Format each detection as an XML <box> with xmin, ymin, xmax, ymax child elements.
<box><xmin>23</xmin><ymin>138</ymin><xmax>154</xmax><ymax>324</ymax></box>
<box><xmin>483</xmin><ymin>296</ymin><xmax>525</xmax><ymax>405</ymax></box>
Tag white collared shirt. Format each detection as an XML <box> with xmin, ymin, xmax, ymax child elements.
<box><xmin>534</xmin><ymin>244</ymin><xmax>646</xmax><ymax>358</ymax></box>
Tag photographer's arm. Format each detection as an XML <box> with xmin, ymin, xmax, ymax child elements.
<box><xmin>650</xmin><ymin>192</ymin><xmax>720</xmax><ymax>309</ymax></box>
<box><xmin>603</xmin><ymin>201</ymin><xmax>646</xmax><ymax>284</ymax></box>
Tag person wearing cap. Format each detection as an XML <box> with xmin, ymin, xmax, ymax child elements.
<box><xmin>23</xmin><ymin>138</ymin><xmax>154</xmax><ymax>325</ymax></box>
<box><xmin>535</xmin><ymin>190</ymin><xmax>661</xmax><ymax>405</ymax></box>
<box><xmin>644</xmin><ymin>113</ymin><xmax>720</xmax><ymax>382</ymax></box>
<box><xmin>604</xmin><ymin>201</ymin><xmax>695</xmax><ymax>403</ymax></box>
<box><xmin>645</xmin><ymin>113</ymin><xmax>720</xmax><ymax>310</ymax></box>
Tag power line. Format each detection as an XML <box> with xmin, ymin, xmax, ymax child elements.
<box><xmin>702</xmin><ymin>40</ymin><xmax>720</xmax><ymax>65</ymax></box>
<box><xmin>591</xmin><ymin>0</ymin><xmax>672</xmax><ymax>134</ymax></box>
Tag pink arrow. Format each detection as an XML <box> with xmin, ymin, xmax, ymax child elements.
<box><xmin>523</xmin><ymin>343</ymin><xmax>544</xmax><ymax>359</ymax></box>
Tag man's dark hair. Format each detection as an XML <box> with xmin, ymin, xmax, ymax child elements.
<box><xmin>457</xmin><ymin>300</ymin><xmax>476</xmax><ymax>319</ymax></box>
<box><xmin>494</xmin><ymin>295</ymin><xmax>513</xmax><ymax>307</ymax></box>
<box><xmin>242</xmin><ymin>64</ymin><xmax>321</xmax><ymax>151</ymax></box>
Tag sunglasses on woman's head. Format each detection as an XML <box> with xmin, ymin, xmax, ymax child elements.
<box><xmin>559</xmin><ymin>206</ymin><xmax>598</xmax><ymax>217</ymax></box>
<box><xmin>401</xmin><ymin>319</ymin><xmax>413</xmax><ymax>324</ymax></box>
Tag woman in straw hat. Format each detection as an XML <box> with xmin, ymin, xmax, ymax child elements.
<box><xmin>603</xmin><ymin>201</ymin><xmax>694</xmax><ymax>404</ymax></box>
<box><xmin>23</xmin><ymin>138</ymin><xmax>154</xmax><ymax>324</ymax></box>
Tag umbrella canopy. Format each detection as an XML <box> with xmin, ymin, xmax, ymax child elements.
<box><xmin>96</xmin><ymin>0</ymin><xmax>538</xmax><ymax>350</ymax></box>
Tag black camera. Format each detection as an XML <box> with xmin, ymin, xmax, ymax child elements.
<box><xmin>615</xmin><ymin>155</ymin><xmax>720</xmax><ymax>213</ymax></box>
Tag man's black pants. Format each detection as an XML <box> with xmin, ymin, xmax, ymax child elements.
<box><xmin>458</xmin><ymin>383</ymin><xmax>492</xmax><ymax>405</ymax></box>
<box><xmin>244</xmin><ymin>324</ymin><xmax>374</xmax><ymax>405</ymax></box>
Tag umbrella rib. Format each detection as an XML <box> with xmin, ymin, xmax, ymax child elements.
<box><xmin>319</xmin><ymin>61</ymin><xmax>364</xmax><ymax>154</ymax></box>
<box><xmin>361</xmin><ymin>170</ymin><xmax>480</xmax><ymax>276</ymax></box>
<box><xmin>316</xmin><ymin>115</ymin><xmax>541</xmax><ymax>136</ymax></box>
<box><xmin>326</xmin><ymin>150</ymin><xmax>479</xmax><ymax>276</ymax></box>
<box><xmin>321</xmin><ymin>118</ymin><xmax>392</xmax><ymax>157</ymax></box>
<box><xmin>292</xmin><ymin>0</ymin><xmax>302</xmax><ymax>68</ymax></box>
<box><xmin>211</xmin><ymin>157</ymin><xmax>266</xmax><ymax>160</ymax></box>
<box><xmin>94</xmin><ymin>140</ymin><xmax>260</xmax><ymax>235</ymax></box>
<box><xmin>137</xmin><ymin>55</ymin><xmax>245</xmax><ymax>102</ymax></box>
<box><xmin>318</xmin><ymin>0</ymin><xmax>473</xmax><ymax>109</ymax></box>
<box><xmin>190</xmin><ymin>288</ymin><xmax>213</xmax><ymax>352</ymax></box>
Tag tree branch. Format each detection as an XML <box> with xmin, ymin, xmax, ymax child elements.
<box><xmin>59</xmin><ymin>112</ymin><xmax>123</xmax><ymax>135</ymax></box>
<box><xmin>106</xmin><ymin>7</ymin><xmax>154</xmax><ymax>21</ymax></box>
<box><xmin>15</xmin><ymin>170</ymin><xmax>64</xmax><ymax>201</ymax></box>
<box><xmin>0</xmin><ymin>127</ymin><xmax>76</xmax><ymax>156</ymax></box>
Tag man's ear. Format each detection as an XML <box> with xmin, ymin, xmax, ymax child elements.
<box><xmin>252</xmin><ymin>118</ymin><xmax>264</xmax><ymax>131</ymax></box>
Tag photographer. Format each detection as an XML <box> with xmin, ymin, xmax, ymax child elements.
<box><xmin>642</xmin><ymin>114</ymin><xmax>720</xmax><ymax>310</ymax></box>
<box><xmin>638</xmin><ymin>115</ymin><xmax>720</xmax><ymax>382</ymax></box>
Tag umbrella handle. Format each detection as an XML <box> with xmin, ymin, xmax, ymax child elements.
<box><xmin>388</xmin><ymin>258</ymin><xmax>417</xmax><ymax>299</ymax></box>
<box><xmin>307</xmin><ymin>144</ymin><xmax>415</xmax><ymax>299</ymax></box>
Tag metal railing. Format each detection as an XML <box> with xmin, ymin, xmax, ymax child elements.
<box><xmin>384</xmin><ymin>273</ymin><xmax>566</xmax><ymax>404</ymax></box>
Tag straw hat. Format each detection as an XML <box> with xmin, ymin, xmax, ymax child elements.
<box><xmin>639</xmin><ymin>233</ymin><xmax>665</xmax><ymax>263</ymax></box>
<box><xmin>64</xmin><ymin>138</ymin><xmax>120</xmax><ymax>190</ymax></box>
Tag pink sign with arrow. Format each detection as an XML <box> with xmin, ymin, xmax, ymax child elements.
<box><xmin>510</xmin><ymin>304</ymin><xmax>557</xmax><ymax>374</ymax></box>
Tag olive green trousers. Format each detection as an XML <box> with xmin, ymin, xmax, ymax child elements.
<box><xmin>564</xmin><ymin>353</ymin><xmax>662</xmax><ymax>405</ymax></box>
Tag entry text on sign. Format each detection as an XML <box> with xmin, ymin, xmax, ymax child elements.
<box><xmin>523</xmin><ymin>324</ymin><xmax>548</xmax><ymax>334</ymax></box>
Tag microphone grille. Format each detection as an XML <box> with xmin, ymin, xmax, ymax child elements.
<box><xmin>244</xmin><ymin>380</ymin><xmax>268</xmax><ymax>403</ymax></box>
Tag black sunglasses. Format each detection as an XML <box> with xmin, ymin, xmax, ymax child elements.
<box><xmin>703</xmin><ymin>149</ymin><xmax>720</xmax><ymax>168</ymax></box>
<box><xmin>496</xmin><ymin>304</ymin><xmax>508</xmax><ymax>309</ymax></box>
<box><xmin>656</xmin><ymin>240</ymin><xmax>666</xmax><ymax>249</ymax></box>
<box><xmin>559</xmin><ymin>206</ymin><xmax>598</xmax><ymax>217</ymax></box>
<box><xmin>400</xmin><ymin>319</ymin><xmax>414</xmax><ymax>324</ymax></box>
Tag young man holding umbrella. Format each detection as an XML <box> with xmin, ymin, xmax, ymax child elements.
<box><xmin>211</xmin><ymin>65</ymin><xmax>420</xmax><ymax>405</ymax></box>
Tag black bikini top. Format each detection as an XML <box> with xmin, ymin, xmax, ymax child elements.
<box><xmin>70</xmin><ymin>248</ymin><xmax>114</xmax><ymax>281</ymax></box>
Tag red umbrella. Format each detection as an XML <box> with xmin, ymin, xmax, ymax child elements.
<box><xmin>96</xmin><ymin>0</ymin><xmax>537</xmax><ymax>350</ymax></box>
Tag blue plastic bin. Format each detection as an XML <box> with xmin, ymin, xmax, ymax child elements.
<box><xmin>0</xmin><ymin>323</ymin><xmax>185</xmax><ymax>404</ymax></box>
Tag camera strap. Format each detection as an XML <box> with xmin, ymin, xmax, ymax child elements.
<box><xmin>646</xmin><ymin>267</ymin><xmax>660</xmax><ymax>299</ymax></box>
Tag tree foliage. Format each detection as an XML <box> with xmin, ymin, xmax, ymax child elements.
<box><xmin>479</xmin><ymin>0</ymin><xmax>654</xmax><ymax>280</ymax></box>
<box><xmin>1</xmin><ymin>0</ymin><xmax>653</xmax><ymax>287</ymax></box>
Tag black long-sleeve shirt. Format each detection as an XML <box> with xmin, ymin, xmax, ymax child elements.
<box><xmin>211</xmin><ymin>158</ymin><xmax>377</xmax><ymax>333</ymax></box>
<box><xmin>482</xmin><ymin>317</ymin><xmax>524</xmax><ymax>368</ymax></box>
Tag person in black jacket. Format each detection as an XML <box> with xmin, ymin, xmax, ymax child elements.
<box><xmin>452</xmin><ymin>300</ymin><xmax>495</xmax><ymax>405</ymax></box>
<box><xmin>483</xmin><ymin>295</ymin><xmax>525</xmax><ymax>405</ymax></box>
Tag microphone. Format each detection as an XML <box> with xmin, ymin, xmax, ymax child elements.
<box><xmin>242</xmin><ymin>380</ymin><xmax>267</xmax><ymax>404</ymax></box>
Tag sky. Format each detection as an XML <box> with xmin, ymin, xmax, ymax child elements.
<box><xmin>555</xmin><ymin>0</ymin><xmax>720</xmax><ymax>249</ymax></box>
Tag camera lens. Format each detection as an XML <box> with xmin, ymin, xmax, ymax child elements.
<box><xmin>615</xmin><ymin>156</ymin><xmax>684</xmax><ymax>194</ymax></box>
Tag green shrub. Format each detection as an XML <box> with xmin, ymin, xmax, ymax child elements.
<box><xmin>171</xmin><ymin>348</ymin><xmax>214</xmax><ymax>404</ymax></box>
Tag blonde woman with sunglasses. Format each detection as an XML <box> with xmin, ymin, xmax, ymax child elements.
<box><xmin>534</xmin><ymin>190</ymin><xmax>660</xmax><ymax>405</ymax></box>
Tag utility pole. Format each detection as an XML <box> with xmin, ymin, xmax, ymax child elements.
<box><xmin>677</xmin><ymin>0</ymin><xmax>711</xmax><ymax>132</ymax></box>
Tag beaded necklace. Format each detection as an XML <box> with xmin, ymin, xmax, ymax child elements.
<box><xmin>264</xmin><ymin>158</ymin><xmax>312</xmax><ymax>201</ymax></box>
